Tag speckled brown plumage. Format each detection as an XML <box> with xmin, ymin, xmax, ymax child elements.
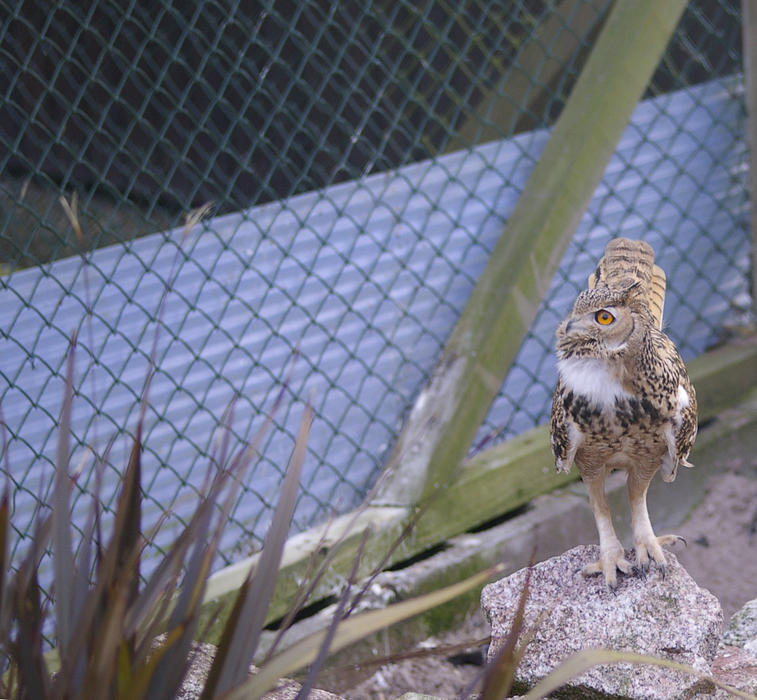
<box><xmin>550</xmin><ymin>237</ymin><xmax>697</xmax><ymax>588</ymax></box>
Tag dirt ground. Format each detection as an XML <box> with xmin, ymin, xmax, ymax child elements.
<box><xmin>337</xmin><ymin>463</ymin><xmax>757</xmax><ymax>699</ymax></box>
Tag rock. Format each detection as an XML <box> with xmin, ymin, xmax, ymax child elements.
<box><xmin>722</xmin><ymin>598</ymin><xmax>757</xmax><ymax>655</ymax></box>
<box><xmin>708</xmin><ymin>598</ymin><xmax>757</xmax><ymax>698</ymax></box>
<box><xmin>175</xmin><ymin>641</ymin><xmax>216</xmax><ymax>699</ymax></box>
<box><xmin>481</xmin><ymin>545</ymin><xmax>723</xmax><ymax>699</ymax></box>
<box><xmin>172</xmin><ymin>640</ymin><xmax>342</xmax><ymax>699</ymax></box>
<box><xmin>711</xmin><ymin>645</ymin><xmax>757</xmax><ymax>698</ymax></box>
<box><xmin>261</xmin><ymin>677</ymin><xmax>343</xmax><ymax>700</ymax></box>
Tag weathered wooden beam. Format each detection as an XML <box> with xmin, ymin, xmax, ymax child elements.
<box><xmin>685</xmin><ymin>337</ymin><xmax>757</xmax><ymax>423</ymax></box>
<box><xmin>412</xmin><ymin>337</ymin><xmax>757</xmax><ymax>543</ymax></box>
<box><xmin>199</xmin><ymin>336</ymin><xmax>757</xmax><ymax>643</ymax></box>
<box><xmin>373</xmin><ymin>0</ymin><xmax>689</xmax><ymax>509</ymax></box>
<box><xmin>449</xmin><ymin>0</ymin><xmax>613</xmax><ymax>150</ymax></box>
<box><xmin>742</xmin><ymin>0</ymin><xmax>757</xmax><ymax>317</ymax></box>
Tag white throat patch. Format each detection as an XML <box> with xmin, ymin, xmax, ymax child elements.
<box><xmin>557</xmin><ymin>357</ymin><xmax>632</xmax><ymax>407</ymax></box>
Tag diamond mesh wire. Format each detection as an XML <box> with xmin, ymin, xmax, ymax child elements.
<box><xmin>0</xmin><ymin>0</ymin><xmax>752</xmax><ymax>590</ymax></box>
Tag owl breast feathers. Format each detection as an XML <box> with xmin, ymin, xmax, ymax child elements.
<box><xmin>549</xmin><ymin>237</ymin><xmax>697</xmax><ymax>587</ymax></box>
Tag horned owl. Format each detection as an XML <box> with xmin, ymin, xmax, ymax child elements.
<box><xmin>550</xmin><ymin>237</ymin><xmax>697</xmax><ymax>588</ymax></box>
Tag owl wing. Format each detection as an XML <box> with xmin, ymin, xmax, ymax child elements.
<box><xmin>587</xmin><ymin>237</ymin><xmax>666</xmax><ymax>330</ymax></box>
<box><xmin>550</xmin><ymin>379</ymin><xmax>580</xmax><ymax>473</ymax></box>
<box><xmin>657</xmin><ymin>340</ymin><xmax>698</xmax><ymax>482</ymax></box>
<box><xmin>675</xmin><ymin>373</ymin><xmax>698</xmax><ymax>463</ymax></box>
<box><xmin>672</xmin><ymin>356</ymin><xmax>698</xmax><ymax>472</ymax></box>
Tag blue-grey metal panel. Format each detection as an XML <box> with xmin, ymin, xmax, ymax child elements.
<box><xmin>0</xmin><ymin>76</ymin><xmax>750</xmax><ymax>583</ymax></box>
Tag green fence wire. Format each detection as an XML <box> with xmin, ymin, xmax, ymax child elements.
<box><xmin>0</xmin><ymin>0</ymin><xmax>752</xmax><ymax>588</ymax></box>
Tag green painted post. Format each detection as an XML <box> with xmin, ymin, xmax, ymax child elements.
<box><xmin>742</xmin><ymin>0</ymin><xmax>757</xmax><ymax>318</ymax></box>
<box><xmin>374</xmin><ymin>0</ymin><xmax>688</xmax><ymax>507</ymax></box>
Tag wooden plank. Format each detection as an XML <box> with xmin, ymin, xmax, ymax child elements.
<box><xmin>373</xmin><ymin>0</ymin><xmax>689</xmax><ymax>509</ymax></box>
<box><xmin>413</xmin><ymin>337</ymin><xmax>757</xmax><ymax>542</ymax></box>
<box><xmin>199</xmin><ymin>506</ymin><xmax>410</xmax><ymax>640</ymax></box>
<box><xmin>199</xmin><ymin>336</ymin><xmax>757</xmax><ymax>642</ymax></box>
<box><xmin>685</xmin><ymin>337</ymin><xmax>757</xmax><ymax>422</ymax></box>
<box><xmin>410</xmin><ymin>425</ymin><xmax>570</xmax><ymax>545</ymax></box>
<box><xmin>743</xmin><ymin>0</ymin><xmax>757</xmax><ymax>316</ymax></box>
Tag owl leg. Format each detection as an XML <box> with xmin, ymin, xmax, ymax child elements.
<box><xmin>627</xmin><ymin>473</ymin><xmax>684</xmax><ymax>576</ymax></box>
<box><xmin>582</xmin><ymin>474</ymin><xmax>632</xmax><ymax>588</ymax></box>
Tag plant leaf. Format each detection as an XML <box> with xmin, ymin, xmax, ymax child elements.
<box><xmin>12</xmin><ymin>562</ymin><xmax>49</xmax><ymax>698</ymax></box>
<box><xmin>148</xmin><ymin>390</ymin><xmax>286</xmax><ymax>698</ymax></box>
<box><xmin>233</xmin><ymin>563</ymin><xmax>505</xmax><ymax>700</ymax></box>
<box><xmin>118</xmin><ymin>422</ymin><xmax>143</xmax><ymax>610</ymax></box>
<box><xmin>117</xmin><ymin>623</ymin><xmax>187</xmax><ymax>700</ymax></box>
<box><xmin>54</xmin><ymin>334</ymin><xmax>76</xmax><ymax>652</ymax></box>
<box><xmin>210</xmin><ymin>403</ymin><xmax>313</xmax><ymax>696</ymax></box>
<box><xmin>0</xmin><ymin>469</ymin><xmax>11</xmax><ymax>654</ymax></box>
<box><xmin>199</xmin><ymin>568</ymin><xmax>253</xmax><ymax>700</ymax></box>
<box><xmin>480</xmin><ymin>559</ymin><xmax>533</xmax><ymax>699</ymax></box>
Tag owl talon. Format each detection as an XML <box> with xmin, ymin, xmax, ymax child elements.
<box><xmin>582</xmin><ymin>550</ymin><xmax>632</xmax><ymax>589</ymax></box>
<box><xmin>632</xmin><ymin>565</ymin><xmax>646</xmax><ymax>580</ymax></box>
<box><xmin>581</xmin><ymin>561</ymin><xmax>602</xmax><ymax>577</ymax></box>
<box><xmin>634</xmin><ymin>533</ymin><xmax>682</xmax><ymax>577</ymax></box>
<box><xmin>657</xmin><ymin>533</ymin><xmax>686</xmax><ymax>548</ymax></box>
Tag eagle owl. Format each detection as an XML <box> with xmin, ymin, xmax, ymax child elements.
<box><xmin>550</xmin><ymin>237</ymin><xmax>698</xmax><ymax>588</ymax></box>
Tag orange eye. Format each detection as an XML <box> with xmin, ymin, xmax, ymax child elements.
<box><xmin>595</xmin><ymin>309</ymin><xmax>615</xmax><ymax>325</ymax></box>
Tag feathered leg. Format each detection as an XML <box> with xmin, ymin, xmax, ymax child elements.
<box><xmin>627</xmin><ymin>472</ymin><xmax>685</xmax><ymax>576</ymax></box>
<box><xmin>582</xmin><ymin>473</ymin><xmax>632</xmax><ymax>588</ymax></box>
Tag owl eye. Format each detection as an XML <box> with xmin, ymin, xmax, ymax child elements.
<box><xmin>595</xmin><ymin>309</ymin><xmax>615</xmax><ymax>325</ymax></box>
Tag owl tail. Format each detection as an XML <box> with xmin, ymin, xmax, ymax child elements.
<box><xmin>588</xmin><ymin>237</ymin><xmax>666</xmax><ymax>330</ymax></box>
<box><xmin>648</xmin><ymin>263</ymin><xmax>666</xmax><ymax>331</ymax></box>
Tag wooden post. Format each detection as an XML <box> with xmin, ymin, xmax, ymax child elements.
<box><xmin>373</xmin><ymin>0</ymin><xmax>688</xmax><ymax>508</ymax></box>
<box><xmin>742</xmin><ymin>0</ymin><xmax>757</xmax><ymax>317</ymax></box>
<box><xmin>448</xmin><ymin>0</ymin><xmax>613</xmax><ymax>150</ymax></box>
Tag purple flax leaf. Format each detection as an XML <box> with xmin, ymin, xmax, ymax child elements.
<box><xmin>54</xmin><ymin>334</ymin><xmax>77</xmax><ymax>655</ymax></box>
<box><xmin>480</xmin><ymin>560</ymin><xmax>534</xmax><ymax>700</ymax></box>
<box><xmin>212</xmin><ymin>403</ymin><xmax>313</xmax><ymax>696</ymax></box>
<box><xmin>146</xmin><ymin>393</ymin><xmax>283</xmax><ymax>699</ymax></box>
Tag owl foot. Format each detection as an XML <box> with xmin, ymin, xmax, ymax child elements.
<box><xmin>633</xmin><ymin>534</ymin><xmax>686</xmax><ymax>577</ymax></box>
<box><xmin>581</xmin><ymin>545</ymin><xmax>633</xmax><ymax>590</ymax></box>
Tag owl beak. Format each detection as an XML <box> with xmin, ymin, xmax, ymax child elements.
<box><xmin>565</xmin><ymin>319</ymin><xmax>577</xmax><ymax>335</ymax></box>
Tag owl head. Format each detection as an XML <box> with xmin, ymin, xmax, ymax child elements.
<box><xmin>555</xmin><ymin>283</ymin><xmax>654</xmax><ymax>360</ymax></box>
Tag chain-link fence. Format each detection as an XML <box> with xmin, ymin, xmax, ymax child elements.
<box><xmin>0</xmin><ymin>0</ymin><xmax>752</xmax><ymax>585</ymax></box>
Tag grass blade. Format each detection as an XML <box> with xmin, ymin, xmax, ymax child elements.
<box><xmin>118</xmin><ymin>623</ymin><xmax>188</xmax><ymax>699</ymax></box>
<box><xmin>0</xmin><ymin>487</ymin><xmax>8</xmax><ymax>643</ymax></box>
<box><xmin>234</xmin><ymin>563</ymin><xmax>505</xmax><ymax>700</ymax></box>
<box><xmin>297</xmin><ymin>528</ymin><xmax>370</xmax><ymax>699</ymax></box>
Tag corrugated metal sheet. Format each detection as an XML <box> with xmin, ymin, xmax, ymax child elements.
<box><xmin>0</xmin><ymin>75</ymin><xmax>750</xmax><ymax>579</ymax></box>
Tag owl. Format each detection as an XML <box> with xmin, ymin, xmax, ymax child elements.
<box><xmin>550</xmin><ymin>237</ymin><xmax>697</xmax><ymax>588</ymax></box>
